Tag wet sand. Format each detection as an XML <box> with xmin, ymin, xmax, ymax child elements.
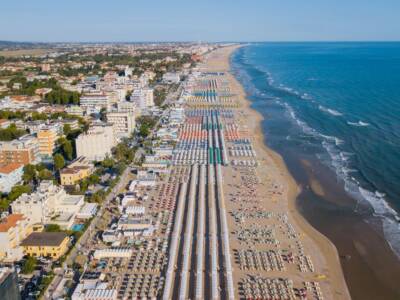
<box><xmin>293</xmin><ymin>156</ymin><xmax>400</xmax><ymax>300</ymax></box>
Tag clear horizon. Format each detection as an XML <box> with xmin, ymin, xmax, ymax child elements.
<box><xmin>1</xmin><ymin>0</ymin><xmax>400</xmax><ymax>42</ymax></box>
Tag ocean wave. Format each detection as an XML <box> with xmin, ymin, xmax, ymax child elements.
<box><xmin>232</xmin><ymin>62</ymin><xmax>272</xmax><ymax>100</ymax></box>
<box><xmin>347</xmin><ymin>120</ymin><xmax>370</xmax><ymax>127</ymax></box>
<box><xmin>279</xmin><ymin>84</ymin><xmax>302</xmax><ymax>97</ymax></box>
<box><xmin>321</xmin><ymin>137</ymin><xmax>400</xmax><ymax>244</ymax></box>
<box><xmin>233</xmin><ymin>47</ymin><xmax>400</xmax><ymax>258</ymax></box>
<box><xmin>301</xmin><ymin>93</ymin><xmax>312</xmax><ymax>100</ymax></box>
<box><xmin>318</xmin><ymin>105</ymin><xmax>343</xmax><ymax>116</ymax></box>
<box><xmin>320</xmin><ymin>134</ymin><xmax>344</xmax><ymax>145</ymax></box>
<box><xmin>263</xmin><ymin>71</ymin><xmax>306</xmax><ymax>99</ymax></box>
<box><xmin>354</xmin><ymin>185</ymin><xmax>400</xmax><ymax>257</ymax></box>
<box><xmin>284</xmin><ymin>99</ymin><xmax>400</xmax><ymax>258</ymax></box>
<box><xmin>283</xmin><ymin>103</ymin><xmax>345</xmax><ymax>147</ymax></box>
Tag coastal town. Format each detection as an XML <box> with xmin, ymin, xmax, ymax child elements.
<box><xmin>0</xmin><ymin>43</ymin><xmax>349</xmax><ymax>299</ymax></box>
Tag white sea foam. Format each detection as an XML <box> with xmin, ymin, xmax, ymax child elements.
<box><xmin>347</xmin><ymin>121</ymin><xmax>370</xmax><ymax>127</ymax></box>
<box><xmin>281</xmin><ymin>86</ymin><xmax>301</xmax><ymax>96</ymax></box>
<box><xmin>322</xmin><ymin>135</ymin><xmax>400</xmax><ymax>258</ymax></box>
<box><xmin>318</xmin><ymin>105</ymin><xmax>343</xmax><ymax>116</ymax></box>
<box><xmin>234</xmin><ymin>55</ymin><xmax>400</xmax><ymax>257</ymax></box>
<box><xmin>356</xmin><ymin>187</ymin><xmax>400</xmax><ymax>257</ymax></box>
<box><xmin>281</xmin><ymin>100</ymin><xmax>400</xmax><ymax>257</ymax></box>
<box><xmin>301</xmin><ymin>93</ymin><xmax>313</xmax><ymax>100</ymax></box>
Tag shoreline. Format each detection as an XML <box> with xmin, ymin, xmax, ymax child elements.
<box><xmin>227</xmin><ymin>46</ymin><xmax>350</xmax><ymax>298</ymax></box>
<box><xmin>226</xmin><ymin>43</ymin><xmax>400</xmax><ymax>300</ymax></box>
<box><xmin>202</xmin><ymin>45</ymin><xmax>351</xmax><ymax>299</ymax></box>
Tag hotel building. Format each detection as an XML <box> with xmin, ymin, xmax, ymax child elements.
<box><xmin>76</xmin><ymin>123</ymin><xmax>116</xmax><ymax>161</ymax></box>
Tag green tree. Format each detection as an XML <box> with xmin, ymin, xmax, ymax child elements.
<box><xmin>154</xmin><ymin>88</ymin><xmax>167</xmax><ymax>106</ymax></box>
<box><xmin>21</xmin><ymin>256</ymin><xmax>37</xmax><ymax>274</ymax></box>
<box><xmin>115</xmin><ymin>162</ymin><xmax>127</xmax><ymax>175</ymax></box>
<box><xmin>54</xmin><ymin>154</ymin><xmax>65</xmax><ymax>170</ymax></box>
<box><xmin>31</xmin><ymin>112</ymin><xmax>48</xmax><ymax>121</ymax></box>
<box><xmin>0</xmin><ymin>124</ymin><xmax>27</xmax><ymax>141</ymax></box>
<box><xmin>139</xmin><ymin>124</ymin><xmax>150</xmax><ymax>137</ymax></box>
<box><xmin>62</xmin><ymin>140</ymin><xmax>74</xmax><ymax>160</ymax></box>
<box><xmin>38</xmin><ymin>169</ymin><xmax>54</xmax><ymax>180</ymax></box>
<box><xmin>22</xmin><ymin>164</ymin><xmax>37</xmax><ymax>183</ymax></box>
<box><xmin>63</xmin><ymin>124</ymin><xmax>72</xmax><ymax>136</ymax></box>
<box><xmin>45</xmin><ymin>224</ymin><xmax>61</xmax><ymax>232</ymax></box>
<box><xmin>88</xmin><ymin>174</ymin><xmax>100</xmax><ymax>185</ymax></box>
<box><xmin>35</xmin><ymin>163</ymin><xmax>47</xmax><ymax>172</ymax></box>
<box><xmin>101</xmin><ymin>157</ymin><xmax>115</xmax><ymax>169</ymax></box>
<box><xmin>8</xmin><ymin>185</ymin><xmax>32</xmax><ymax>201</ymax></box>
<box><xmin>0</xmin><ymin>198</ymin><xmax>10</xmax><ymax>212</ymax></box>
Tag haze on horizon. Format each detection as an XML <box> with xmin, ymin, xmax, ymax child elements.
<box><xmin>1</xmin><ymin>0</ymin><xmax>400</xmax><ymax>43</ymax></box>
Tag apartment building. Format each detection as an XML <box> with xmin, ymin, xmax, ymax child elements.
<box><xmin>11</xmin><ymin>181</ymin><xmax>84</xmax><ymax>229</ymax></box>
<box><xmin>66</xmin><ymin>105</ymin><xmax>84</xmax><ymax>117</ymax></box>
<box><xmin>21</xmin><ymin>232</ymin><xmax>69</xmax><ymax>260</ymax></box>
<box><xmin>0</xmin><ymin>214</ymin><xmax>33</xmax><ymax>262</ymax></box>
<box><xmin>116</xmin><ymin>101</ymin><xmax>138</xmax><ymax>115</ymax></box>
<box><xmin>76</xmin><ymin>123</ymin><xmax>116</xmax><ymax>161</ymax></box>
<box><xmin>60</xmin><ymin>156</ymin><xmax>94</xmax><ymax>186</ymax></box>
<box><xmin>37</xmin><ymin>127</ymin><xmax>57</xmax><ymax>157</ymax></box>
<box><xmin>162</xmin><ymin>72</ymin><xmax>181</xmax><ymax>84</ymax></box>
<box><xmin>106</xmin><ymin>111</ymin><xmax>135</xmax><ymax>138</ymax></box>
<box><xmin>0</xmin><ymin>135</ymin><xmax>40</xmax><ymax>166</ymax></box>
<box><xmin>0</xmin><ymin>163</ymin><xmax>23</xmax><ymax>193</ymax></box>
<box><xmin>80</xmin><ymin>92</ymin><xmax>111</xmax><ymax>113</ymax></box>
<box><xmin>130</xmin><ymin>88</ymin><xmax>154</xmax><ymax>110</ymax></box>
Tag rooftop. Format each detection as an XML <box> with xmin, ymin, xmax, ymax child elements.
<box><xmin>20</xmin><ymin>232</ymin><xmax>68</xmax><ymax>247</ymax></box>
<box><xmin>0</xmin><ymin>163</ymin><xmax>23</xmax><ymax>174</ymax></box>
<box><xmin>0</xmin><ymin>214</ymin><xmax>25</xmax><ymax>232</ymax></box>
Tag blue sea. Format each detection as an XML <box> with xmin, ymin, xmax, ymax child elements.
<box><xmin>231</xmin><ymin>42</ymin><xmax>400</xmax><ymax>256</ymax></box>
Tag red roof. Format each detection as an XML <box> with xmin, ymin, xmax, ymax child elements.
<box><xmin>0</xmin><ymin>214</ymin><xmax>26</xmax><ymax>232</ymax></box>
<box><xmin>0</xmin><ymin>163</ymin><xmax>23</xmax><ymax>174</ymax></box>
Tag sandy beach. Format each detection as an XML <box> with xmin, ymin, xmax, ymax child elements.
<box><xmin>201</xmin><ymin>45</ymin><xmax>351</xmax><ymax>299</ymax></box>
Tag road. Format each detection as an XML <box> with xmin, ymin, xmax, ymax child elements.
<box><xmin>43</xmin><ymin>81</ymin><xmax>183</xmax><ymax>299</ymax></box>
<box><xmin>43</xmin><ymin>167</ymin><xmax>132</xmax><ymax>299</ymax></box>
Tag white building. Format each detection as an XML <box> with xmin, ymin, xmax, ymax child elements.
<box><xmin>130</xmin><ymin>88</ymin><xmax>154</xmax><ymax>110</ymax></box>
<box><xmin>116</xmin><ymin>101</ymin><xmax>138</xmax><ymax>115</ymax></box>
<box><xmin>125</xmin><ymin>206</ymin><xmax>145</xmax><ymax>215</ymax></box>
<box><xmin>0</xmin><ymin>134</ymin><xmax>40</xmax><ymax>165</ymax></box>
<box><xmin>66</xmin><ymin>105</ymin><xmax>84</xmax><ymax>117</ymax></box>
<box><xmin>0</xmin><ymin>163</ymin><xmax>23</xmax><ymax>193</ymax></box>
<box><xmin>153</xmin><ymin>145</ymin><xmax>174</xmax><ymax>157</ymax></box>
<box><xmin>169</xmin><ymin>107</ymin><xmax>185</xmax><ymax>125</ymax></box>
<box><xmin>102</xmin><ymin>230</ymin><xmax>121</xmax><ymax>243</ymax></box>
<box><xmin>76</xmin><ymin>123</ymin><xmax>116</xmax><ymax>161</ymax></box>
<box><xmin>163</xmin><ymin>72</ymin><xmax>181</xmax><ymax>84</ymax></box>
<box><xmin>125</xmin><ymin>66</ymin><xmax>133</xmax><ymax>77</ymax></box>
<box><xmin>76</xmin><ymin>203</ymin><xmax>98</xmax><ymax>219</ymax></box>
<box><xmin>11</xmin><ymin>181</ymin><xmax>84</xmax><ymax>229</ymax></box>
<box><xmin>0</xmin><ymin>214</ymin><xmax>32</xmax><ymax>262</ymax></box>
<box><xmin>72</xmin><ymin>278</ymin><xmax>117</xmax><ymax>300</ymax></box>
<box><xmin>80</xmin><ymin>93</ymin><xmax>111</xmax><ymax>114</ymax></box>
<box><xmin>106</xmin><ymin>111</ymin><xmax>135</xmax><ymax>139</ymax></box>
<box><xmin>93</xmin><ymin>247</ymin><xmax>132</xmax><ymax>259</ymax></box>
<box><xmin>120</xmin><ymin>194</ymin><xmax>136</xmax><ymax>207</ymax></box>
<box><xmin>136</xmin><ymin>170</ymin><xmax>157</xmax><ymax>186</ymax></box>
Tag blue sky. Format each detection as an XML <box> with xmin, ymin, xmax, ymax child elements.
<box><xmin>1</xmin><ymin>0</ymin><xmax>399</xmax><ymax>42</ymax></box>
